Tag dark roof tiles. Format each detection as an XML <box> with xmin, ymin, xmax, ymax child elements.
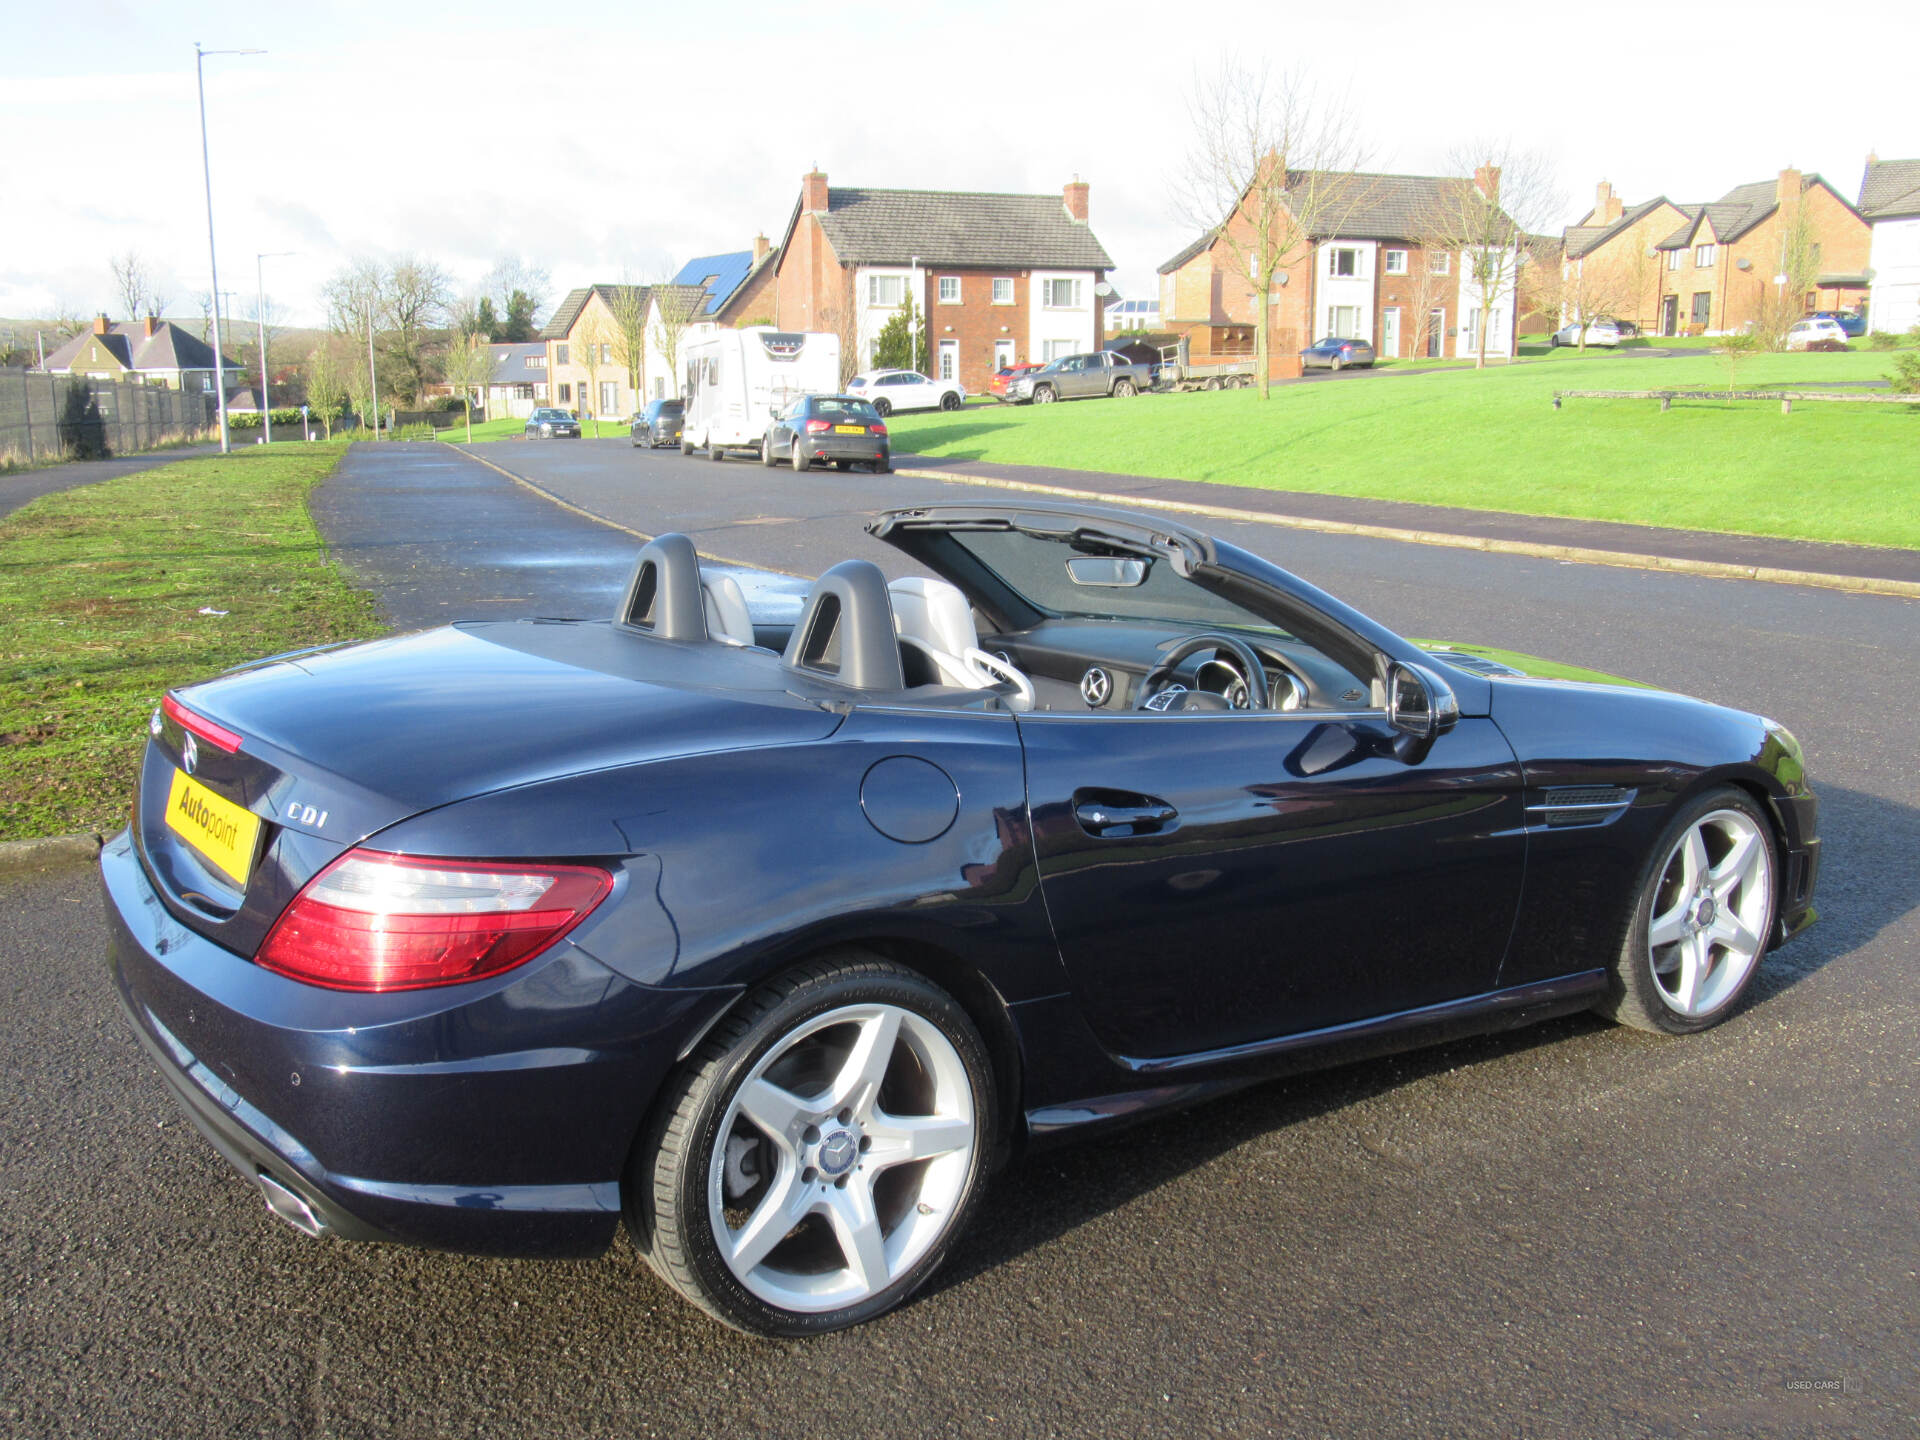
<box><xmin>1860</xmin><ymin>158</ymin><xmax>1920</xmax><ymax>219</ymax></box>
<box><xmin>812</xmin><ymin>187</ymin><xmax>1113</xmax><ymax>269</ymax></box>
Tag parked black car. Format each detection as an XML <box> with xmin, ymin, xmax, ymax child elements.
<box><xmin>1811</xmin><ymin>310</ymin><xmax>1867</xmax><ymax>339</ymax></box>
<box><xmin>103</xmin><ymin>503</ymin><xmax>1817</xmax><ymax>1337</ymax></box>
<box><xmin>631</xmin><ymin>399</ymin><xmax>685</xmax><ymax>449</ymax></box>
<box><xmin>525</xmin><ymin>407</ymin><xmax>580</xmax><ymax>438</ymax></box>
<box><xmin>1299</xmin><ymin>336</ymin><xmax>1377</xmax><ymax>370</ymax></box>
<box><xmin>761</xmin><ymin>394</ymin><xmax>890</xmax><ymax>472</ymax></box>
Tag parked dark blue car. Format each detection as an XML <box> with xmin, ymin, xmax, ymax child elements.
<box><xmin>1300</xmin><ymin>335</ymin><xmax>1377</xmax><ymax>370</ymax></box>
<box><xmin>103</xmin><ymin>503</ymin><xmax>1819</xmax><ymax>1336</ymax></box>
<box><xmin>1810</xmin><ymin>310</ymin><xmax>1867</xmax><ymax>338</ymax></box>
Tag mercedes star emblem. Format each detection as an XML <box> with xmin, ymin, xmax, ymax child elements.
<box><xmin>1080</xmin><ymin>667</ymin><xmax>1112</xmax><ymax>707</ymax></box>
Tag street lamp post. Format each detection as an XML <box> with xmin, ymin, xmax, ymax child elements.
<box><xmin>909</xmin><ymin>254</ymin><xmax>921</xmax><ymax>373</ymax></box>
<box><xmin>194</xmin><ymin>41</ymin><xmax>264</xmax><ymax>455</ymax></box>
<box><xmin>256</xmin><ymin>251</ymin><xmax>295</xmax><ymax>444</ymax></box>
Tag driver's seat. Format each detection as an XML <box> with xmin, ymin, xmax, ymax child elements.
<box><xmin>887</xmin><ymin>577</ymin><xmax>1033</xmax><ymax>709</ymax></box>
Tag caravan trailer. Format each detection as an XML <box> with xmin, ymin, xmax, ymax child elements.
<box><xmin>680</xmin><ymin>327</ymin><xmax>841</xmax><ymax>460</ymax></box>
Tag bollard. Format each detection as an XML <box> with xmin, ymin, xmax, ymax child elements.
<box><xmin>1781</xmin><ymin>397</ymin><xmax>1792</xmax><ymax>415</ymax></box>
<box><xmin>1660</xmin><ymin>395</ymin><xmax>1671</xmax><ymax>412</ymax></box>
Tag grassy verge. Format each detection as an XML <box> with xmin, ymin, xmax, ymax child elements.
<box><xmin>889</xmin><ymin>349</ymin><xmax>1920</xmax><ymax>549</ymax></box>
<box><xmin>0</xmin><ymin>443</ymin><xmax>385</xmax><ymax>841</ymax></box>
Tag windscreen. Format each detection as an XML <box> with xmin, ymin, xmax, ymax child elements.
<box><xmin>810</xmin><ymin>399</ymin><xmax>880</xmax><ymax>422</ymax></box>
<box><xmin>948</xmin><ymin>528</ymin><xmax>1287</xmax><ymax>633</ymax></box>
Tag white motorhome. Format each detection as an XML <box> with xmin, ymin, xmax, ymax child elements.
<box><xmin>680</xmin><ymin>327</ymin><xmax>841</xmax><ymax>459</ymax></box>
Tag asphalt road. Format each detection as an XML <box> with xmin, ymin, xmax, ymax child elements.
<box><xmin>4</xmin><ymin>439</ymin><xmax>1915</xmax><ymax>1439</ymax></box>
<box><xmin>0</xmin><ymin>444</ymin><xmax>222</xmax><ymax>522</ymax></box>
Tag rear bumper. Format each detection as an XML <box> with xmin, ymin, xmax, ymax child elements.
<box><xmin>793</xmin><ymin>435</ymin><xmax>889</xmax><ymax>466</ymax></box>
<box><xmin>100</xmin><ymin>829</ymin><xmax>734</xmax><ymax>1258</ymax></box>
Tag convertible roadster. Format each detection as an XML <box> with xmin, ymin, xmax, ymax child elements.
<box><xmin>103</xmin><ymin>503</ymin><xmax>1818</xmax><ymax>1336</ymax></box>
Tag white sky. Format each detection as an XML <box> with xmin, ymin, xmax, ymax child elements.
<box><xmin>4</xmin><ymin>0</ymin><xmax>1915</xmax><ymax>330</ymax></box>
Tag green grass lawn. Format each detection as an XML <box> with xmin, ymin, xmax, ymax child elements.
<box><xmin>890</xmin><ymin>349</ymin><xmax>1920</xmax><ymax>549</ymax></box>
<box><xmin>0</xmin><ymin>444</ymin><xmax>385</xmax><ymax>841</ymax></box>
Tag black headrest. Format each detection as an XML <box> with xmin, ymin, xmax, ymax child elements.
<box><xmin>783</xmin><ymin>559</ymin><xmax>904</xmax><ymax>691</ymax></box>
<box><xmin>617</xmin><ymin>533</ymin><xmax>707</xmax><ymax>641</ymax></box>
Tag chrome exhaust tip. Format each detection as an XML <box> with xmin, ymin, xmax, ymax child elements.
<box><xmin>257</xmin><ymin>1171</ymin><xmax>327</xmax><ymax>1238</ymax></box>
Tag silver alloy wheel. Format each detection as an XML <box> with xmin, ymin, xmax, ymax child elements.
<box><xmin>707</xmin><ymin>1003</ymin><xmax>976</xmax><ymax>1314</ymax></box>
<box><xmin>1646</xmin><ymin>807</ymin><xmax>1772</xmax><ymax>1017</ymax></box>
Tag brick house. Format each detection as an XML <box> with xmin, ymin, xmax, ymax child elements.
<box><xmin>1650</xmin><ymin>170</ymin><xmax>1870</xmax><ymax>336</ymax></box>
<box><xmin>40</xmin><ymin>314</ymin><xmax>236</xmax><ymax>393</ymax></box>
<box><xmin>770</xmin><ymin>171</ymin><xmax>1114</xmax><ymax>392</ymax></box>
<box><xmin>1859</xmin><ymin>156</ymin><xmax>1920</xmax><ymax>336</ymax></box>
<box><xmin>539</xmin><ymin>284</ymin><xmax>707</xmax><ymax>416</ymax></box>
<box><xmin>1558</xmin><ymin>182</ymin><xmax>1693</xmax><ymax>333</ymax></box>
<box><xmin>671</xmin><ymin>236</ymin><xmax>781</xmax><ymax>328</ymax></box>
<box><xmin>1157</xmin><ymin>168</ymin><xmax>1521</xmax><ymax>372</ymax></box>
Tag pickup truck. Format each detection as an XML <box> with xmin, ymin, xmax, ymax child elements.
<box><xmin>1007</xmin><ymin>350</ymin><xmax>1153</xmax><ymax>404</ymax></box>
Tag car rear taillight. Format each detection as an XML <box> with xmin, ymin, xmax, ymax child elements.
<box><xmin>871</xmin><ymin>423</ymin><xmax>886</xmax><ymax>435</ymax></box>
<box><xmin>256</xmin><ymin>850</ymin><xmax>613</xmax><ymax>992</ymax></box>
<box><xmin>805</xmin><ymin>419</ymin><xmax>831</xmax><ymax>434</ymax></box>
<box><xmin>163</xmin><ymin>694</ymin><xmax>244</xmax><ymax>753</ymax></box>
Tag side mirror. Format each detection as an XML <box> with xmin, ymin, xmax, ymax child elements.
<box><xmin>1387</xmin><ymin>662</ymin><xmax>1459</xmax><ymax>743</ymax></box>
<box><xmin>1066</xmin><ymin>556</ymin><xmax>1147</xmax><ymax>588</ymax></box>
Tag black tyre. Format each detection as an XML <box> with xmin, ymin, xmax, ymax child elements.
<box><xmin>792</xmin><ymin>438</ymin><xmax>810</xmax><ymax>472</ymax></box>
<box><xmin>761</xmin><ymin>434</ymin><xmax>778</xmax><ymax>467</ymax></box>
<box><xmin>680</xmin><ymin>437</ymin><xmax>694</xmax><ymax>457</ymax></box>
<box><xmin>939</xmin><ymin>392</ymin><xmax>962</xmax><ymax>411</ymax></box>
<box><xmin>1113</xmin><ymin>379</ymin><xmax>1135</xmax><ymax>398</ymax></box>
<box><xmin>633</xmin><ymin>952</ymin><xmax>995</xmax><ymax>1337</ymax></box>
<box><xmin>1597</xmin><ymin>785</ymin><xmax>1778</xmax><ymax>1035</ymax></box>
<box><xmin>708</xmin><ymin>440</ymin><xmax>725</xmax><ymax>462</ymax></box>
<box><xmin>872</xmin><ymin>398</ymin><xmax>891</xmax><ymax>417</ymax></box>
<box><xmin>1033</xmin><ymin>385</ymin><xmax>1056</xmax><ymax>404</ymax></box>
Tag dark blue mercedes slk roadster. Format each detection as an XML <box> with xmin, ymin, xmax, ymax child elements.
<box><xmin>103</xmin><ymin>503</ymin><xmax>1818</xmax><ymax>1335</ymax></box>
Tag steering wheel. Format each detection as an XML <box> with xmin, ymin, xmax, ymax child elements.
<box><xmin>964</xmin><ymin>647</ymin><xmax>1036</xmax><ymax>712</ymax></box>
<box><xmin>1135</xmin><ymin>633</ymin><xmax>1270</xmax><ymax>712</ymax></box>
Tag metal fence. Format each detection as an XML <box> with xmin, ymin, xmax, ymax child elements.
<box><xmin>0</xmin><ymin>369</ymin><xmax>215</xmax><ymax>465</ymax></box>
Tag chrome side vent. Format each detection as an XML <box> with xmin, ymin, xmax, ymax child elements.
<box><xmin>1528</xmin><ymin>785</ymin><xmax>1635</xmax><ymax>828</ymax></box>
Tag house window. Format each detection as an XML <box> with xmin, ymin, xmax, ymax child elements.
<box><xmin>938</xmin><ymin>276</ymin><xmax>961</xmax><ymax>304</ymax></box>
<box><xmin>992</xmin><ymin>277</ymin><xmax>1014</xmax><ymax>304</ymax></box>
<box><xmin>1328</xmin><ymin>306</ymin><xmax>1363</xmax><ymax>339</ymax></box>
<box><xmin>1691</xmin><ymin>292</ymin><xmax>1712</xmax><ymax>326</ymax></box>
<box><xmin>1384</xmin><ymin>249</ymin><xmax>1408</xmax><ymax>275</ymax></box>
<box><xmin>535</xmin><ymin>383</ymin><xmax>548</xmax><ymax>401</ymax></box>
<box><xmin>1665</xmin><ymin>250</ymin><xmax>1681</xmax><ymax>272</ymax></box>
<box><xmin>558</xmin><ymin>383</ymin><xmax>572</xmax><ymax>402</ymax></box>
<box><xmin>1327</xmin><ymin>247</ymin><xmax>1359</xmax><ymax>278</ymax></box>
<box><xmin>514</xmin><ymin>383</ymin><xmax>534</xmax><ymax>400</ymax></box>
<box><xmin>1694</xmin><ymin>245</ymin><xmax>1714</xmax><ymax>268</ymax></box>
<box><xmin>867</xmin><ymin>274</ymin><xmax>904</xmax><ymax>307</ymax></box>
<box><xmin>600</xmin><ymin>381</ymin><xmax>617</xmax><ymax>413</ymax></box>
<box><xmin>555</xmin><ymin>344</ymin><xmax>570</xmax><ymax>366</ymax></box>
<box><xmin>1428</xmin><ymin>252</ymin><xmax>1450</xmax><ymax>276</ymax></box>
<box><xmin>1043</xmin><ymin>339</ymin><xmax>1076</xmax><ymax>360</ymax></box>
<box><xmin>1042</xmin><ymin>278</ymin><xmax>1082</xmax><ymax>308</ymax></box>
<box><xmin>526</xmin><ymin>355</ymin><xmax>545</xmax><ymax>369</ymax></box>
<box><xmin>600</xmin><ymin>343</ymin><xmax>612</xmax><ymax>363</ymax></box>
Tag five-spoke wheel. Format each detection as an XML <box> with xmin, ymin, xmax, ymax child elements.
<box><xmin>635</xmin><ymin>955</ymin><xmax>993</xmax><ymax>1335</ymax></box>
<box><xmin>1601</xmin><ymin>786</ymin><xmax>1777</xmax><ymax>1033</ymax></box>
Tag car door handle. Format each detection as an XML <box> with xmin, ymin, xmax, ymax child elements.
<box><xmin>1072</xmin><ymin>792</ymin><xmax>1178</xmax><ymax>837</ymax></box>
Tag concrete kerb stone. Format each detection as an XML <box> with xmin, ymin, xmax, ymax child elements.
<box><xmin>0</xmin><ymin>831</ymin><xmax>103</xmax><ymax>875</ymax></box>
<box><xmin>893</xmin><ymin>467</ymin><xmax>1920</xmax><ymax>601</ymax></box>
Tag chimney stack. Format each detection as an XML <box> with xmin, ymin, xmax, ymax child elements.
<box><xmin>752</xmin><ymin>232</ymin><xmax>770</xmax><ymax>262</ymax></box>
<box><xmin>1776</xmin><ymin>166</ymin><xmax>1803</xmax><ymax>204</ymax></box>
<box><xmin>1474</xmin><ymin>164</ymin><xmax>1501</xmax><ymax>203</ymax></box>
<box><xmin>802</xmin><ymin>169</ymin><xmax>828</xmax><ymax>214</ymax></box>
<box><xmin>1595</xmin><ymin>180</ymin><xmax>1624</xmax><ymax>224</ymax></box>
<box><xmin>143</xmin><ymin>314</ymin><xmax>157</xmax><ymax>339</ymax></box>
<box><xmin>1063</xmin><ymin>177</ymin><xmax>1090</xmax><ymax>223</ymax></box>
<box><xmin>92</xmin><ymin>313</ymin><xmax>109</xmax><ymax>335</ymax></box>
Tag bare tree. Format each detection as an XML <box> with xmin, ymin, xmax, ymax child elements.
<box><xmin>305</xmin><ymin>337</ymin><xmax>350</xmax><ymax>440</ymax></box>
<box><xmin>1543</xmin><ymin>248</ymin><xmax>1638</xmax><ymax>350</ymax></box>
<box><xmin>440</xmin><ymin>333</ymin><xmax>494</xmax><ymax>443</ymax></box>
<box><xmin>574</xmin><ymin>315</ymin><xmax>609</xmax><ymax>434</ymax></box>
<box><xmin>382</xmin><ymin>255</ymin><xmax>451</xmax><ymax>405</ymax></box>
<box><xmin>1751</xmin><ymin>197</ymin><xmax>1823</xmax><ymax>349</ymax></box>
<box><xmin>110</xmin><ymin>250</ymin><xmax>155</xmax><ymax>320</ymax></box>
<box><xmin>607</xmin><ymin>282</ymin><xmax>652</xmax><ymax>403</ymax></box>
<box><xmin>1174</xmin><ymin>62</ymin><xmax>1372</xmax><ymax>398</ymax></box>
<box><xmin>1418</xmin><ymin>143</ymin><xmax>1563</xmax><ymax>369</ymax></box>
<box><xmin>324</xmin><ymin>258</ymin><xmax>386</xmax><ymax>435</ymax></box>
<box><xmin>817</xmin><ymin>278</ymin><xmax>862</xmax><ymax>387</ymax></box>
<box><xmin>484</xmin><ymin>257</ymin><xmax>550</xmax><ymax>340</ymax></box>
<box><xmin>241</xmin><ymin>291</ymin><xmax>287</xmax><ymax>385</ymax></box>
<box><xmin>651</xmin><ymin>283</ymin><xmax>702</xmax><ymax>396</ymax></box>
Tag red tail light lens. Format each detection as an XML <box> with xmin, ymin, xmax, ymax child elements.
<box><xmin>871</xmin><ymin>422</ymin><xmax>887</xmax><ymax>435</ymax></box>
<box><xmin>805</xmin><ymin>418</ymin><xmax>831</xmax><ymax>434</ymax></box>
<box><xmin>163</xmin><ymin>694</ymin><xmax>244</xmax><ymax>753</ymax></box>
<box><xmin>257</xmin><ymin>851</ymin><xmax>613</xmax><ymax>992</ymax></box>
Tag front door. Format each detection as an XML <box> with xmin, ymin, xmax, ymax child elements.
<box><xmin>1662</xmin><ymin>295</ymin><xmax>1679</xmax><ymax>337</ymax></box>
<box><xmin>1381</xmin><ymin>307</ymin><xmax>1401</xmax><ymax>359</ymax></box>
<box><xmin>1426</xmin><ymin>309</ymin><xmax>1444</xmax><ymax>358</ymax></box>
<box><xmin>1017</xmin><ymin>710</ymin><xmax>1527</xmax><ymax>1060</ymax></box>
<box><xmin>938</xmin><ymin>340</ymin><xmax>958</xmax><ymax>383</ymax></box>
<box><xmin>994</xmin><ymin>339</ymin><xmax>1014</xmax><ymax>371</ymax></box>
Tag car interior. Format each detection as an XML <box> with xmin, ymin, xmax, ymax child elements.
<box><xmin>611</xmin><ymin>531</ymin><xmax>1378</xmax><ymax>717</ymax></box>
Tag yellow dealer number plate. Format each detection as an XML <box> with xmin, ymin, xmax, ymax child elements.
<box><xmin>832</xmin><ymin>424</ymin><xmax>866</xmax><ymax>434</ymax></box>
<box><xmin>165</xmin><ymin>767</ymin><xmax>262</xmax><ymax>886</ymax></box>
